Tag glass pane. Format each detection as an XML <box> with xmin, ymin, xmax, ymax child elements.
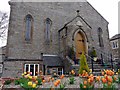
<box><xmin>35</xmin><ymin>65</ymin><xmax>38</xmax><ymax>76</ymax></box>
<box><xmin>25</xmin><ymin>16</ymin><xmax>32</xmax><ymax>41</ymax></box>
<box><xmin>58</xmin><ymin>68</ymin><xmax>62</xmax><ymax>71</ymax></box>
<box><xmin>58</xmin><ymin>71</ymin><xmax>62</xmax><ymax>75</ymax></box>
<box><xmin>26</xmin><ymin>65</ymin><xmax>29</xmax><ymax>72</ymax></box>
<box><xmin>47</xmin><ymin>68</ymin><xmax>50</xmax><ymax>75</ymax></box>
<box><xmin>30</xmin><ymin>65</ymin><xmax>34</xmax><ymax>76</ymax></box>
<box><xmin>45</xmin><ymin>18</ymin><xmax>51</xmax><ymax>43</ymax></box>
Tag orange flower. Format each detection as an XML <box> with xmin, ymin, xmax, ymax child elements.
<box><xmin>96</xmin><ymin>76</ymin><xmax>101</xmax><ymax>81</ymax></box>
<box><xmin>54</xmin><ymin>82</ymin><xmax>58</xmax><ymax>87</ymax></box>
<box><xmin>102</xmin><ymin>71</ymin><xmax>104</xmax><ymax>76</ymax></box>
<box><xmin>85</xmin><ymin>72</ymin><xmax>89</xmax><ymax>77</ymax></box>
<box><xmin>83</xmin><ymin>80</ymin><xmax>87</xmax><ymax>85</ymax></box>
<box><xmin>60</xmin><ymin>74</ymin><xmax>64</xmax><ymax>79</ymax></box>
<box><xmin>113</xmin><ymin>76</ymin><xmax>117</xmax><ymax>81</ymax></box>
<box><xmin>112</xmin><ymin>71</ymin><xmax>114</xmax><ymax>76</ymax></box>
<box><xmin>90</xmin><ymin>74</ymin><xmax>93</xmax><ymax>77</ymax></box>
<box><xmin>108</xmin><ymin>77</ymin><xmax>112</xmax><ymax>82</ymax></box>
<box><xmin>35</xmin><ymin>81</ymin><xmax>38</xmax><ymax>84</ymax></box>
<box><xmin>104</xmin><ymin>75</ymin><xmax>108</xmax><ymax>81</ymax></box>
<box><xmin>83</xmin><ymin>85</ymin><xmax>86</xmax><ymax>88</ymax></box>
<box><xmin>51</xmin><ymin>78</ymin><xmax>54</xmax><ymax>81</ymax></box>
<box><xmin>82</xmin><ymin>73</ymin><xmax>85</xmax><ymax>77</ymax></box>
<box><xmin>79</xmin><ymin>74</ymin><xmax>81</xmax><ymax>77</ymax></box>
<box><xmin>90</xmin><ymin>77</ymin><xmax>94</xmax><ymax>82</ymax></box>
<box><xmin>89</xmin><ymin>74</ymin><xmax>94</xmax><ymax>78</ymax></box>
<box><xmin>56</xmin><ymin>79</ymin><xmax>61</xmax><ymax>85</ymax></box>
<box><xmin>102</xmin><ymin>78</ymin><xmax>107</xmax><ymax>83</ymax></box>
<box><xmin>42</xmin><ymin>80</ymin><xmax>45</xmax><ymax>83</ymax></box>
<box><xmin>88</xmin><ymin>78</ymin><xmax>91</xmax><ymax>83</ymax></box>
<box><xmin>108</xmin><ymin>82</ymin><xmax>111</xmax><ymax>86</ymax></box>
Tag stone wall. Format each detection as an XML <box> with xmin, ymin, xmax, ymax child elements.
<box><xmin>2</xmin><ymin>60</ymin><xmax>43</xmax><ymax>77</ymax></box>
<box><xmin>6</xmin><ymin>2</ymin><xmax>111</xmax><ymax>61</ymax></box>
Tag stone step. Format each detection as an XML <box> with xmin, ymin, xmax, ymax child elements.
<box><xmin>92</xmin><ymin>72</ymin><xmax>101</xmax><ymax>76</ymax></box>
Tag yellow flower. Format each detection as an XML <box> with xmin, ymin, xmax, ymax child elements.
<box><xmin>22</xmin><ymin>73</ymin><xmax>24</xmax><ymax>76</ymax></box>
<box><xmin>28</xmin><ymin>76</ymin><xmax>32</xmax><ymax>79</ymax></box>
<box><xmin>26</xmin><ymin>74</ymin><xmax>30</xmax><ymax>78</ymax></box>
<box><xmin>32</xmin><ymin>83</ymin><xmax>37</xmax><ymax>88</ymax></box>
<box><xmin>90</xmin><ymin>69</ymin><xmax>92</xmax><ymax>73</ymax></box>
<box><xmin>34</xmin><ymin>76</ymin><xmax>38</xmax><ymax>79</ymax></box>
<box><xmin>28</xmin><ymin>81</ymin><xmax>32</xmax><ymax>86</ymax></box>
<box><xmin>24</xmin><ymin>72</ymin><xmax>27</xmax><ymax>74</ymax></box>
<box><xmin>116</xmin><ymin>72</ymin><xmax>118</xmax><ymax>75</ymax></box>
<box><xmin>71</xmin><ymin>70</ymin><xmax>75</xmax><ymax>75</ymax></box>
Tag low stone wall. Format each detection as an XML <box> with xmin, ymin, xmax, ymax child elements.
<box><xmin>2</xmin><ymin>60</ymin><xmax>43</xmax><ymax>77</ymax></box>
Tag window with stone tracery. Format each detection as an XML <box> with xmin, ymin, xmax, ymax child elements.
<box><xmin>45</xmin><ymin>18</ymin><xmax>52</xmax><ymax>44</ymax></box>
<box><xmin>98</xmin><ymin>27</ymin><xmax>104</xmax><ymax>47</ymax></box>
<box><xmin>25</xmin><ymin>14</ymin><xmax>33</xmax><ymax>42</ymax></box>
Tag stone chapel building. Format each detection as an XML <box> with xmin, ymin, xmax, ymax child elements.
<box><xmin>2</xmin><ymin>0</ymin><xmax>112</xmax><ymax>77</ymax></box>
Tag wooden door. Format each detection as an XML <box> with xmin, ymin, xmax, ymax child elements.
<box><xmin>75</xmin><ymin>32</ymin><xmax>86</xmax><ymax>59</ymax></box>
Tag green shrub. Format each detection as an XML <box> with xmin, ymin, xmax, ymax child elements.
<box><xmin>4</xmin><ymin>80</ymin><xmax>12</xmax><ymax>85</ymax></box>
<box><xmin>78</xmin><ymin>53</ymin><xmax>90</xmax><ymax>74</ymax></box>
<box><xmin>14</xmin><ymin>79</ymin><xmax>20</xmax><ymax>85</ymax></box>
<box><xmin>69</xmin><ymin>77</ymin><xmax>75</xmax><ymax>84</ymax></box>
<box><xmin>37</xmin><ymin>78</ymin><xmax>42</xmax><ymax>85</ymax></box>
<box><xmin>19</xmin><ymin>78</ymin><xmax>31</xmax><ymax>89</ymax></box>
<box><xmin>91</xmin><ymin>47</ymin><xmax>97</xmax><ymax>57</ymax></box>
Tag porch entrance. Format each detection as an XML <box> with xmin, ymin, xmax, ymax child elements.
<box><xmin>74</xmin><ymin>31</ymin><xmax>87</xmax><ymax>59</ymax></box>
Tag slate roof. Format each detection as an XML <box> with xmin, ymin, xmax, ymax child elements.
<box><xmin>110</xmin><ymin>34</ymin><xmax>120</xmax><ymax>41</ymax></box>
<box><xmin>43</xmin><ymin>55</ymin><xmax>64</xmax><ymax>67</ymax></box>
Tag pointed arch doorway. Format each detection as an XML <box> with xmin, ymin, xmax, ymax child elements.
<box><xmin>74</xmin><ymin>30</ymin><xmax>88</xmax><ymax>60</ymax></box>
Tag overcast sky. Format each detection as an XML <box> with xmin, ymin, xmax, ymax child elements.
<box><xmin>0</xmin><ymin>0</ymin><xmax>119</xmax><ymax>47</ymax></box>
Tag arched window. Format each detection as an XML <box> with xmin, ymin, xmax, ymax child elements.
<box><xmin>98</xmin><ymin>27</ymin><xmax>104</xmax><ymax>47</ymax></box>
<box><xmin>45</xmin><ymin>18</ymin><xmax>52</xmax><ymax>44</ymax></box>
<box><xmin>25</xmin><ymin>14</ymin><xmax>33</xmax><ymax>42</ymax></box>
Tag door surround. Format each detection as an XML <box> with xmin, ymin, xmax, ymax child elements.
<box><xmin>73</xmin><ymin>28</ymin><xmax>88</xmax><ymax>59</ymax></box>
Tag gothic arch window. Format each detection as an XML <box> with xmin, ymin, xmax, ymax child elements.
<box><xmin>98</xmin><ymin>27</ymin><xmax>104</xmax><ymax>47</ymax></box>
<box><xmin>25</xmin><ymin>14</ymin><xmax>33</xmax><ymax>42</ymax></box>
<box><xmin>45</xmin><ymin>18</ymin><xmax>52</xmax><ymax>44</ymax></box>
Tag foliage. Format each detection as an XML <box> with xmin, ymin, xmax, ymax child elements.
<box><xmin>14</xmin><ymin>79</ymin><xmax>20</xmax><ymax>85</ymax></box>
<box><xmin>78</xmin><ymin>53</ymin><xmax>90</xmax><ymax>74</ymax></box>
<box><xmin>69</xmin><ymin>77</ymin><xmax>75</xmax><ymax>84</ymax></box>
<box><xmin>91</xmin><ymin>47</ymin><xmax>97</xmax><ymax>57</ymax></box>
<box><xmin>4</xmin><ymin>80</ymin><xmax>12</xmax><ymax>85</ymax></box>
<box><xmin>37</xmin><ymin>78</ymin><xmax>42</xmax><ymax>85</ymax></box>
<box><xmin>59</xmin><ymin>82</ymin><xmax>66</xmax><ymax>90</ymax></box>
<box><xmin>116</xmin><ymin>76</ymin><xmax>120</xmax><ymax>84</ymax></box>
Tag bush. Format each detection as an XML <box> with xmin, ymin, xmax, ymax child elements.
<box><xmin>78</xmin><ymin>53</ymin><xmax>90</xmax><ymax>74</ymax></box>
<box><xmin>37</xmin><ymin>78</ymin><xmax>42</xmax><ymax>85</ymax></box>
<box><xmin>91</xmin><ymin>47</ymin><xmax>97</xmax><ymax>57</ymax></box>
<box><xmin>69</xmin><ymin>77</ymin><xmax>75</xmax><ymax>84</ymax></box>
<box><xmin>14</xmin><ymin>79</ymin><xmax>20</xmax><ymax>85</ymax></box>
<box><xmin>4</xmin><ymin>80</ymin><xmax>12</xmax><ymax>85</ymax></box>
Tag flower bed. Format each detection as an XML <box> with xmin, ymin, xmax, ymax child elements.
<box><xmin>1</xmin><ymin>69</ymin><xmax>120</xmax><ymax>90</ymax></box>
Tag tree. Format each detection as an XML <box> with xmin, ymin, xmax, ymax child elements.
<box><xmin>78</xmin><ymin>53</ymin><xmax>90</xmax><ymax>74</ymax></box>
<box><xmin>0</xmin><ymin>11</ymin><xmax>8</xmax><ymax>39</ymax></box>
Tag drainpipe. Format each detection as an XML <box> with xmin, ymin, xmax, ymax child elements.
<box><xmin>58</xmin><ymin>32</ymin><xmax>60</xmax><ymax>54</ymax></box>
